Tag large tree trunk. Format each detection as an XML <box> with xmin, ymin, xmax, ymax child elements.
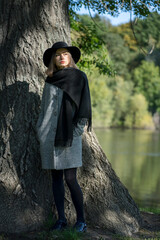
<box><xmin>0</xmin><ymin>0</ymin><xmax>70</xmax><ymax>233</ymax></box>
<box><xmin>0</xmin><ymin>0</ymin><xmax>142</xmax><ymax>236</ymax></box>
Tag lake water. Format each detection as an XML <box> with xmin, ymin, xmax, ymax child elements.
<box><xmin>94</xmin><ymin>128</ymin><xmax>160</xmax><ymax>209</ymax></box>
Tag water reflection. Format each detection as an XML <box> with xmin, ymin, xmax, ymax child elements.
<box><xmin>94</xmin><ymin>128</ymin><xmax>160</xmax><ymax>209</ymax></box>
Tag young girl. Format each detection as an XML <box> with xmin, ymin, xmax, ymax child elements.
<box><xmin>36</xmin><ymin>41</ymin><xmax>92</xmax><ymax>232</ymax></box>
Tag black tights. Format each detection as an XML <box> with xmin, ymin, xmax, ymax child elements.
<box><xmin>51</xmin><ymin>168</ymin><xmax>84</xmax><ymax>222</ymax></box>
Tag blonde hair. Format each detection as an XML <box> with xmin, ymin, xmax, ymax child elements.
<box><xmin>45</xmin><ymin>51</ymin><xmax>78</xmax><ymax>77</ymax></box>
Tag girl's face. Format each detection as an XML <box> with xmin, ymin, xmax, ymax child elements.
<box><xmin>55</xmin><ymin>48</ymin><xmax>71</xmax><ymax>69</ymax></box>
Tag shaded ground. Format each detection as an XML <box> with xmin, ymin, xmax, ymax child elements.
<box><xmin>1</xmin><ymin>212</ymin><xmax>160</xmax><ymax>240</ymax></box>
<box><xmin>83</xmin><ymin>212</ymin><xmax>160</xmax><ymax>240</ymax></box>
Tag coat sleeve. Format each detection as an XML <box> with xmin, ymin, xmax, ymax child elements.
<box><xmin>73</xmin><ymin>118</ymin><xmax>88</xmax><ymax>137</ymax></box>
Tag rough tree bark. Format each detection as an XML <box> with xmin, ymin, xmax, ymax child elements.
<box><xmin>0</xmin><ymin>0</ymin><xmax>70</xmax><ymax>233</ymax></box>
<box><xmin>0</xmin><ymin>0</ymin><xmax>142</xmax><ymax>236</ymax></box>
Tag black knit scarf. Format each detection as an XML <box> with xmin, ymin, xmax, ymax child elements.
<box><xmin>45</xmin><ymin>67</ymin><xmax>92</xmax><ymax>147</ymax></box>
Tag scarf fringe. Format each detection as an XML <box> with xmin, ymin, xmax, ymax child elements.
<box><xmin>87</xmin><ymin>118</ymin><xmax>92</xmax><ymax>132</ymax></box>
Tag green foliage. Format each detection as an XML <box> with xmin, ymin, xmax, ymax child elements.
<box><xmin>76</xmin><ymin>14</ymin><xmax>111</xmax><ymax>41</ymax></box>
<box><xmin>69</xmin><ymin>0</ymin><xmax>160</xmax><ymax>17</ymax></box>
<box><xmin>88</xmin><ymin>71</ymin><xmax>114</xmax><ymax>127</ymax></box>
<box><xmin>104</xmin><ymin>32</ymin><xmax>131</xmax><ymax>78</ymax></box>
<box><xmin>134</xmin><ymin>12</ymin><xmax>160</xmax><ymax>49</ymax></box>
<box><xmin>76</xmin><ymin>45</ymin><xmax>114</xmax><ymax>76</ymax></box>
<box><xmin>72</xmin><ymin>14</ymin><xmax>132</xmax><ymax>78</ymax></box>
<box><xmin>70</xmin><ymin>5</ymin><xmax>160</xmax><ymax>128</ymax></box>
<box><xmin>114</xmin><ymin>23</ymin><xmax>138</xmax><ymax>51</ymax></box>
<box><xmin>71</xmin><ymin>15</ymin><xmax>104</xmax><ymax>54</ymax></box>
<box><xmin>133</xmin><ymin>60</ymin><xmax>160</xmax><ymax>113</ymax></box>
<box><xmin>88</xmin><ymin>71</ymin><xmax>155</xmax><ymax>129</ymax></box>
<box><xmin>107</xmin><ymin>77</ymin><xmax>154</xmax><ymax>129</ymax></box>
<box><xmin>71</xmin><ymin>14</ymin><xmax>115</xmax><ymax>75</ymax></box>
<box><xmin>124</xmin><ymin>94</ymin><xmax>154</xmax><ymax>129</ymax></box>
<box><xmin>109</xmin><ymin>77</ymin><xmax>133</xmax><ymax>127</ymax></box>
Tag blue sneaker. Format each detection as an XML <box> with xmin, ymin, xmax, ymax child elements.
<box><xmin>74</xmin><ymin>221</ymin><xmax>87</xmax><ymax>232</ymax></box>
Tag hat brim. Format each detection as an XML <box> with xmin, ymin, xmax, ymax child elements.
<box><xmin>43</xmin><ymin>46</ymin><xmax>81</xmax><ymax>67</ymax></box>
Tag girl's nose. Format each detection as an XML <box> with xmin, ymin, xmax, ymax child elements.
<box><xmin>60</xmin><ymin>54</ymin><xmax>64</xmax><ymax>59</ymax></box>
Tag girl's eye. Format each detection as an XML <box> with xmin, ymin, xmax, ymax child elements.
<box><xmin>55</xmin><ymin>54</ymin><xmax>60</xmax><ymax>57</ymax></box>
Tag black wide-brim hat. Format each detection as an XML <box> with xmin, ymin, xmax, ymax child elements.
<box><xmin>43</xmin><ymin>41</ymin><xmax>81</xmax><ymax>67</ymax></box>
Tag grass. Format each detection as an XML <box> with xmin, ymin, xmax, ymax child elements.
<box><xmin>37</xmin><ymin>228</ymin><xmax>83</xmax><ymax>240</ymax></box>
<box><xmin>0</xmin><ymin>228</ymin><xmax>84</xmax><ymax>240</ymax></box>
<box><xmin>35</xmin><ymin>212</ymin><xmax>84</xmax><ymax>240</ymax></box>
<box><xmin>0</xmin><ymin>212</ymin><xmax>84</xmax><ymax>240</ymax></box>
<box><xmin>0</xmin><ymin>207</ymin><xmax>160</xmax><ymax>240</ymax></box>
<box><xmin>139</xmin><ymin>207</ymin><xmax>160</xmax><ymax>214</ymax></box>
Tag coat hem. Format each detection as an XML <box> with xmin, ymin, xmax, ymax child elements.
<box><xmin>41</xmin><ymin>163</ymin><xmax>82</xmax><ymax>170</ymax></box>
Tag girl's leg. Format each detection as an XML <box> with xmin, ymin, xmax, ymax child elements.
<box><xmin>64</xmin><ymin>168</ymin><xmax>85</xmax><ymax>223</ymax></box>
<box><xmin>51</xmin><ymin>169</ymin><xmax>66</xmax><ymax>222</ymax></box>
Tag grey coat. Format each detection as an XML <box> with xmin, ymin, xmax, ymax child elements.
<box><xmin>36</xmin><ymin>83</ymin><xmax>86</xmax><ymax>170</ymax></box>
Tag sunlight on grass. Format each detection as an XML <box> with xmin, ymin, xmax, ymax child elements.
<box><xmin>140</xmin><ymin>207</ymin><xmax>160</xmax><ymax>214</ymax></box>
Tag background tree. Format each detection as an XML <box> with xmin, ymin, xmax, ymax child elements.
<box><xmin>133</xmin><ymin>61</ymin><xmax>160</xmax><ymax>113</ymax></box>
<box><xmin>70</xmin><ymin>7</ymin><xmax>160</xmax><ymax>128</ymax></box>
<box><xmin>124</xmin><ymin>94</ymin><xmax>154</xmax><ymax>128</ymax></box>
<box><xmin>105</xmin><ymin>32</ymin><xmax>131</xmax><ymax>78</ymax></box>
<box><xmin>134</xmin><ymin>12</ymin><xmax>160</xmax><ymax>50</ymax></box>
<box><xmin>114</xmin><ymin>22</ymin><xmax>138</xmax><ymax>52</ymax></box>
<box><xmin>109</xmin><ymin>76</ymin><xmax>133</xmax><ymax>127</ymax></box>
<box><xmin>88</xmin><ymin>70</ymin><xmax>114</xmax><ymax>127</ymax></box>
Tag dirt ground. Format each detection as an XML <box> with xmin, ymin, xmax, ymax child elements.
<box><xmin>84</xmin><ymin>212</ymin><xmax>160</xmax><ymax>240</ymax></box>
<box><xmin>2</xmin><ymin>211</ymin><xmax>160</xmax><ymax>240</ymax></box>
